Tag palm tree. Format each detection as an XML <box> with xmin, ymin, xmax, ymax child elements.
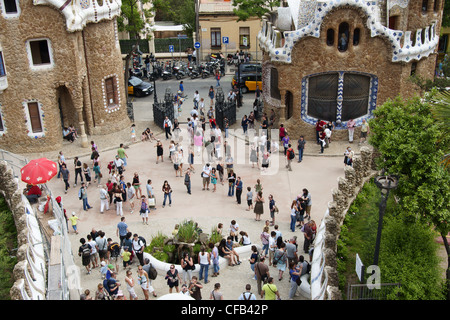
<box><xmin>430</xmin><ymin>90</ymin><xmax>450</xmax><ymax>169</ymax></box>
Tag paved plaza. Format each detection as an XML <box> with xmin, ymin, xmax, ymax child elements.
<box><xmin>21</xmin><ymin>73</ymin><xmax>367</xmax><ymax>300</ymax></box>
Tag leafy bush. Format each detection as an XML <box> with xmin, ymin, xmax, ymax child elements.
<box><xmin>209</xmin><ymin>228</ymin><xmax>222</xmax><ymax>244</ymax></box>
<box><xmin>0</xmin><ymin>196</ymin><xmax>17</xmax><ymax>300</ymax></box>
<box><xmin>177</xmin><ymin>220</ymin><xmax>198</xmax><ymax>243</ymax></box>
<box><xmin>337</xmin><ymin>180</ymin><xmax>445</xmax><ymax>300</ymax></box>
<box><xmin>163</xmin><ymin>244</ymin><xmax>175</xmax><ymax>254</ymax></box>
<box><xmin>378</xmin><ymin>216</ymin><xmax>445</xmax><ymax>300</ymax></box>
<box><xmin>152</xmin><ymin>250</ymin><xmax>169</xmax><ymax>263</ymax></box>
<box><xmin>146</xmin><ymin>231</ymin><xmax>167</xmax><ymax>253</ymax></box>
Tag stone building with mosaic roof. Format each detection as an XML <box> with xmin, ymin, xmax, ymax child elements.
<box><xmin>258</xmin><ymin>0</ymin><xmax>444</xmax><ymax>141</ymax></box>
<box><xmin>0</xmin><ymin>0</ymin><xmax>129</xmax><ymax>153</ymax></box>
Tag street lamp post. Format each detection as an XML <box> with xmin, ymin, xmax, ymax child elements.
<box><xmin>152</xmin><ymin>60</ymin><xmax>157</xmax><ymax>105</ymax></box>
<box><xmin>373</xmin><ymin>174</ymin><xmax>399</xmax><ymax>266</ymax></box>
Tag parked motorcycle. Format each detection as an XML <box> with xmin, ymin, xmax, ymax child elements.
<box><xmin>200</xmin><ymin>64</ymin><xmax>210</xmax><ymax>79</ymax></box>
<box><xmin>189</xmin><ymin>65</ymin><xmax>200</xmax><ymax>79</ymax></box>
<box><xmin>162</xmin><ymin>66</ymin><xmax>173</xmax><ymax>80</ymax></box>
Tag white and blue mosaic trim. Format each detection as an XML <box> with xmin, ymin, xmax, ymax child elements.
<box><xmin>259</xmin><ymin>0</ymin><xmax>439</xmax><ymax>64</ymax></box>
<box><xmin>300</xmin><ymin>71</ymin><xmax>378</xmax><ymax>129</ymax></box>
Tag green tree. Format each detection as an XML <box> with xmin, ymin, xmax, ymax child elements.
<box><xmin>442</xmin><ymin>0</ymin><xmax>450</xmax><ymax>27</ymax></box>
<box><xmin>369</xmin><ymin>95</ymin><xmax>450</xmax><ymax>299</ymax></box>
<box><xmin>232</xmin><ymin>0</ymin><xmax>281</xmax><ymax>21</ymax></box>
<box><xmin>430</xmin><ymin>90</ymin><xmax>450</xmax><ymax>169</ymax></box>
<box><xmin>117</xmin><ymin>0</ymin><xmax>152</xmax><ymax>40</ymax></box>
<box><xmin>152</xmin><ymin>0</ymin><xmax>196</xmax><ymax>37</ymax></box>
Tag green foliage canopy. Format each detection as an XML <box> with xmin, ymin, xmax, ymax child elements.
<box><xmin>369</xmin><ymin>95</ymin><xmax>450</xmax><ymax>237</ymax></box>
<box><xmin>232</xmin><ymin>0</ymin><xmax>281</xmax><ymax>21</ymax></box>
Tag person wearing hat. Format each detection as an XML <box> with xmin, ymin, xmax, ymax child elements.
<box><xmin>69</xmin><ymin>212</ymin><xmax>80</xmax><ymax>234</ymax></box>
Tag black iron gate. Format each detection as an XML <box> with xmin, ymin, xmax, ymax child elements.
<box><xmin>214</xmin><ymin>87</ymin><xmax>236</xmax><ymax>129</ymax></box>
<box><xmin>153</xmin><ymin>88</ymin><xmax>175</xmax><ymax>130</ymax></box>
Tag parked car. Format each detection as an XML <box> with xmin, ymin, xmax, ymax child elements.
<box><xmin>231</xmin><ymin>73</ymin><xmax>262</xmax><ymax>94</ymax></box>
<box><xmin>128</xmin><ymin>76</ymin><xmax>154</xmax><ymax>97</ymax></box>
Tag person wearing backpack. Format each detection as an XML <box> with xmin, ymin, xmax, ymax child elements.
<box><xmin>78</xmin><ymin>238</ymin><xmax>92</xmax><ymax>274</ymax></box>
<box><xmin>132</xmin><ymin>233</ymin><xmax>146</xmax><ymax>266</ymax></box>
<box><xmin>286</xmin><ymin>144</ymin><xmax>295</xmax><ymax>171</ymax></box>
<box><xmin>238</xmin><ymin>284</ymin><xmax>257</xmax><ymax>300</ymax></box>
<box><xmin>107</xmin><ymin>238</ymin><xmax>120</xmax><ymax>272</ymax></box>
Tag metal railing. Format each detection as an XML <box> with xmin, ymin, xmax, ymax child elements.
<box><xmin>0</xmin><ymin>149</ymin><xmax>28</xmax><ymax>177</ymax></box>
<box><xmin>0</xmin><ymin>149</ymin><xmax>79</xmax><ymax>300</ymax></box>
<box><xmin>347</xmin><ymin>283</ymin><xmax>402</xmax><ymax>300</ymax></box>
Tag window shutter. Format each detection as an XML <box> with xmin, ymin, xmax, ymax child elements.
<box><xmin>105</xmin><ymin>77</ymin><xmax>117</xmax><ymax>106</ymax></box>
<box><xmin>28</xmin><ymin>102</ymin><xmax>42</xmax><ymax>133</ymax></box>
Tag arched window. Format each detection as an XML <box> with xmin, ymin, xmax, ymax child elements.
<box><xmin>410</xmin><ymin>62</ymin><xmax>417</xmax><ymax>76</ymax></box>
<box><xmin>411</xmin><ymin>31</ymin><xmax>416</xmax><ymax>46</ymax></box>
<box><xmin>338</xmin><ymin>23</ymin><xmax>349</xmax><ymax>52</ymax></box>
<box><xmin>422</xmin><ymin>0</ymin><xmax>428</xmax><ymax>12</ymax></box>
<box><xmin>434</xmin><ymin>0</ymin><xmax>439</xmax><ymax>12</ymax></box>
<box><xmin>270</xmin><ymin>68</ymin><xmax>281</xmax><ymax>100</ymax></box>
<box><xmin>326</xmin><ymin>29</ymin><xmax>334</xmax><ymax>46</ymax></box>
<box><xmin>353</xmin><ymin>28</ymin><xmax>360</xmax><ymax>46</ymax></box>
<box><xmin>285</xmin><ymin>91</ymin><xmax>294</xmax><ymax>120</ymax></box>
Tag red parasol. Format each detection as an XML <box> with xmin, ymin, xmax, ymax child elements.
<box><xmin>21</xmin><ymin>157</ymin><xmax>58</xmax><ymax>185</ymax></box>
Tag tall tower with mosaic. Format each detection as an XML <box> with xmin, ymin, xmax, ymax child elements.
<box><xmin>0</xmin><ymin>0</ymin><xmax>128</xmax><ymax>153</ymax></box>
<box><xmin>258</xmin><ymin>0</ymin><xmax>443</xmax><ymax>141</ymax></box>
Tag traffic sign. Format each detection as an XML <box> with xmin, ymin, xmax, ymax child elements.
<box><xmin>194</xmin><ymin>42</ymin><xmax>201</xmax><ymax>49</ymax></box>
<box><xmin>223</xmin><ymin>36</ymin><xmax>229</xmax><ymax>44</ymax></box>
<box><xmin>169</xmin><ymin>45</ymin><xmax>174</xmax><ymax>53</ymax></box>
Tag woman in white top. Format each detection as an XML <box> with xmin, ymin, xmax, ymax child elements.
<box><xmin>230</xmin><ymin>220</ymin><xmax>239</xmax><ymax>242</ymax></box>
<box><xmin>125</xmin><ymin>269</ymin><xmax>138</xmax><ymax>300</ymax></box>
<box><xmin>290</xmin><ymin>200</ymin><xmax>298</xmax><ymax>232</ymax></box>
<box><xmin>239</xmin><ymin>231</ymin><xmax>251</xmax><ymax>246</ymax></box>
<box><xmin>198</xmin><ymin>246</ymin><xmax>211</xmax><ymax>284</ymax></box>
<box><xmin>137</xmin><ymin>266</ymin><xmax>150</xmax><ymax>300</ymax></box>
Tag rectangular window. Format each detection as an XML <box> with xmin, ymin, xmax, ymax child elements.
<box><xmin>3</xmin><ymin>0</ymin><xmax>18</xmax><ymax>13</ymax></box>
<box><xmin>27</xmin><ymin>102</ymin><xmax>43</xmax><ymax>133</ymax></box>
<box><xmin>29</xmin><ymin>40</ymin><xmax>51</xmax><ymax>65</ymax></box>
<box><xmin>239</xmin><ymin>27</ymin><xmax>250</xmax><ymax>48</ymax></box>
<box><xmin>105</xmin><ymin>77</ymin><xmax>118</xmax><ymax>106</ymax></box>
<box><xmin>211</xmin><ymin>28</ymin><xmax>221</xmax><ymax>48</ymax></box>
<box><xmin>0</xmin><ymin>52</ymin><xmax>5</xmax><ymax>77</ymax></box>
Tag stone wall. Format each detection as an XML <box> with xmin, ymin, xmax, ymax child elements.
<box><xmin>310</xmin><ymin>146</ymin><xmax>377</xmax><ymax>300</ymax></box>
<box><xmin>0</xmin><ymin>160</ymin><xmax>47</xmax><ymax>299</ymax></box>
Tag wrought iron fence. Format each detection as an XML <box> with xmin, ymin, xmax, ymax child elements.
<box><xmin>154</xmin><ymin>38</ymin><xmax>193</xmax><ymax>54</ymax></box>
<box><xmin>347</xmin><ymin>283</ymin><xmax>401</xmax><ymax>300</ymax></box>
<box><xmin>119</xmin><ymin>39</ymin><xmax>150</xmax><ymax>55</ymax></box>
<box><xmin>214</xmin><ymin>87</ymin><xmax>237</xmax><ymax>129</ymax></box>
<box><xmin>153</xmin><ymin>88</ymin><xmax>175</xmax><ymax>130</ymax></box>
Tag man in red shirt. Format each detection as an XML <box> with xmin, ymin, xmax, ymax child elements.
<box><xmin>25</xmin><ymin>184</ymin><xmax>42</xmax><ymax>204</ymax></box>
<box><xmin>315</xmin><ymin>120</ymin><xmax>327</xmax><ymax>144</ymax></box>
<box><xmin>279</xmin><ymin>124</ymin><xmax>286</xmax><ymax>141</ymax></box>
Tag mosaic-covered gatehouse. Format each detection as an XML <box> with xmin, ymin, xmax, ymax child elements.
<box><xmin>0</xmin><ymin>0</ymin><xmax>129</xmax><ymax>153</ymax></box>
<box><xmin>258</xmin><ymin>0</ymin><xmax>443</xmax><ymax>141</ymax></box>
